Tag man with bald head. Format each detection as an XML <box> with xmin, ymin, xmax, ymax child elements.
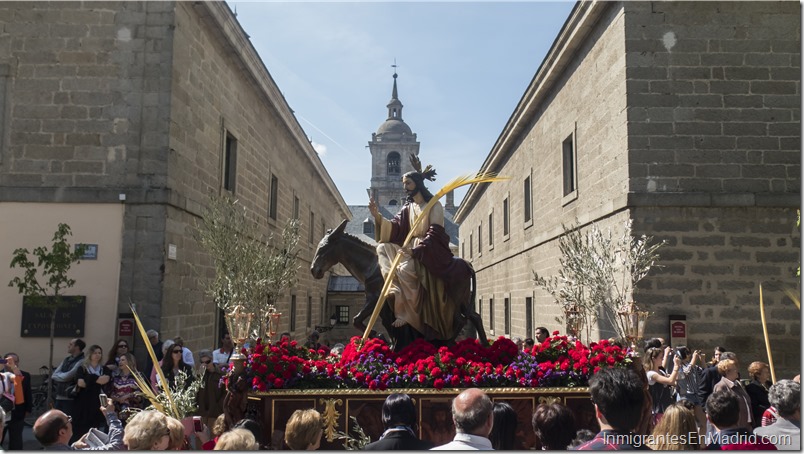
<box><xmin>32</xmin><ymin>409</ymin><xmax>74</xmax><ymax>449</ymax></box>
<box><xmin>431</xmin><ymin>388</ymin><xmax>494</xmax><ymax>450</ymax></box>
<box><xmin>33</xmin><ymin>399</ymin><xmax>124</xmax><ymax>450</ymax></box>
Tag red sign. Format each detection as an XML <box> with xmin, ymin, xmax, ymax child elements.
<box><xmin>118</xmin><ymin>319</ymin><xmax>134</xmax><ymax>337</ymax></box>
<box><xmin>671</xmin><ymin>321</ymin><xmax>686</xmax><ymax>338</ymax></box>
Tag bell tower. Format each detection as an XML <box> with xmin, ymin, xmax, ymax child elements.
<box><xmin>367</xmin><ymin>71</ymin><xmax>420</xmax><ymax>206</ymax></box>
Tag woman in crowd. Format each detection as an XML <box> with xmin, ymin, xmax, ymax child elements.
<box><xmin>364</xmin><ymin>393</ymin><xmax>433</xmax><ymax>450</ymax></box>
<box><xmin>167</xmin><ymin>415</ymin><xmax>189</xmax><ymax>450</ymax></box>
<box><xmin>104</xmin><ymin>339</ymin><xmax>131</xmax><ymax>373</ymax></box>
<box><xmin>124</xmin><ymin>410</ymin><xmax>171</xmax><ymax>450</ymax></box>
<box><xmin>199</xmin><ymin>414</ymin><xmax>229</xmax><ymax>450</ymax></box>
<box><xmin>643</xmin><ymin>346</ymin><xmax>681</xmax><ymax>425</ymax></box>
<box><xmin>489</xmin><ymin>401</ymin><xmax>517</xmax><ymax>450</ymax></box>
<box><xmin>531</xmin><ymin>402</ymin><xmax>576</xmax><ymax>450</ymax></box>
<box><xmin>284</xmin><ymin>408</ymin><xmax>323</xmax><ymax>450</ymax></box>
<box><xmin>150</xmin><ymin>339</ymin><xmax>175</xmax><ymax>392</ymax></box>
<box><xmin>745</xmin><ymin>361</ymin><xmax>772</xmax><ymax>429</ymax></box>
<box><xmin>214</xmin><ymin>428</ymin><xmax>259</xmax><ymax>450</ymax></box>
<box><xmin>73</xmin><ymin>345</ymin><xmax>112</xmax><ymax>439</ymax></box>
<box><xmin>160</xmin><ymin>342</ymin><xmax>193</xmax><ymax>391</ymax></box>
<box><xmin>108</xmin><ymin>352</ymin><xmax>144</xmax><ymax>421</ymax></box>
<box><xmin>648</xmin><ymin>401</ymin><xmax>701</xmax><ymax>450</ymax></box>
<box><xmin>712</xmin><ymin>358</ymin><xmax>753</xmax><ymax>429</ymax></box>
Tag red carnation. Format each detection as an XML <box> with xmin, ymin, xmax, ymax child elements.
<box><xmin>433</xmin><ymin>378</ymin><xmax>445</xmax><ymax>389</ymax></box>
<box><xmin>273</xmin><ymin>378</ymin><xmax>284</xmax><ymax>388</ymax></box>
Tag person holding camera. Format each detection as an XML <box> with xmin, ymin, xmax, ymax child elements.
<box><xmin>643</xmin><ymin>346</ymin><xmax>682</xmax><ymax>426</ymax></box>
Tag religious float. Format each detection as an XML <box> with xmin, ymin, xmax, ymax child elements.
<box><xmin>236</xmin><ymin>333</ymin><xmax>632</xmax><ymax>449</ymax></box>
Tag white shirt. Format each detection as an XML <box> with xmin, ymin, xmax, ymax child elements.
<box><xmin>212</xmin><ymin>348</ymin><xmax>232</xmax><ymax>366</ymax></box>
<box><xmin>430</xmin><ymin>432</ymin><xmax>493</xmax><ymax>450</ymax></box>
<box><xmin>182</xmin><ymin>347</ymin><xmax>195</xmax><ymax>366</ymax></box>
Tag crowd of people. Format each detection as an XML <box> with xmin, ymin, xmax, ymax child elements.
<box><xmin>1</xmin><ymin>331</ymin><xmax>800</xmax><ymax>451</ymax></box>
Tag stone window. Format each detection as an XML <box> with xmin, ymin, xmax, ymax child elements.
<box><xmin>489</xmin><ymin>298</ymin><xmax>495</xmax><ymax>334</ymax></box>
<box><xmin>363</xmin><ymin>218</ymin><xmax>374</xmax><ymax>235</ymax></box>
<box><xmin>488</xmin><ymin>212</ymin><xmax>494</xmax><ymax>249</ymax></box>
<box><xmin>293</xmin><ymin>195</ymin><xmax>300</xmax><ymax>220</ymax></box>
<box><xmin>269</xmin><ymin>174</ymin><xmax>278</xmax><ymax>221</ymax></box>
<box><xmin>387</xmin><ymin>152</ymin><xmax>401</xmax><ymax>175</ymax></box>
<box><xmin>524</xmin><ymin>175</ymin><xmax>532</xmax><ymax>224</ymax></box>
<box><xmin>477</xmin><ymin>224</ymin><xmax>482</xmax><ymax>255</ymax></box>
<box><xmin>336</xmin><ymin>305</ymin><xmax>350</xmax><ymax>324</ymax></box>
<box><xmin>525</xmin><ymin>296</ymin><xmax>533</xmax><ymax>340</ymax></box>
<box><xmin>388</xmin><ymin>199</ymin><xmax>398</xmax><ymax>206</ymax></box>
<box><xmin>562</xmin><ymin>131</ymin><xmax>577</xmax><ymax>199</ymax></box>
<box><xmin>224</xmin><ymin>132</ymin><xmax>237</xmax><ymax>192</ymax></box>
<box><xmin>503</xmin><ymin>196</ymin><xmax>510</xmax><ymax>239</ymax></box>
<box><xmin>469</xmin><ymin>232</ymin><xmax>473</xmax><ymax>258</ymax></box>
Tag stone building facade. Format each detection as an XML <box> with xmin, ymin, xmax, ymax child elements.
<box><xmin>455</xmin><ymin>1</ymin><xmax>800</xmax><ymax>375</ymax></box>
<box><xmin>0</xmin><ymin>1</ymin><xmax>350</xmax><ymax>367</ymax></box>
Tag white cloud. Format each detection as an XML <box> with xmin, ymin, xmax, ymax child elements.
<box><xmin>312</xmin><ymin>141</ymin><xmax>327</xmax><ymax>157</ymax></box>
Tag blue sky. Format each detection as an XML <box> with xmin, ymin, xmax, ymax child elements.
<box><xmin>232</xmin><ymin>1</ymin><xmax>576</xmax><ymax>205</ymax></box>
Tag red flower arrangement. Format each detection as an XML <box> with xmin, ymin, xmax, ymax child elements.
<box><xmin>243</xmin><ymin>333</ymin><xmax>633</xmax><ymax>391</ymax></box>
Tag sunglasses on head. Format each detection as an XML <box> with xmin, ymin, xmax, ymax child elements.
<box><xmin>172</xmin><ymin>350</ymin><xmax>183</xmax><ymax>354</ymax></box>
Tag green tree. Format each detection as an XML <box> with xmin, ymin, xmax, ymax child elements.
<box><xmin>8</xmin><ymin>223</ymin><xmax>84</xmax><ymax>404</ymax></box>
<box><xmin>533</xmin><ymin>219</ymin><xmax>664</xmax><ymax>343</ymax></box>
<box><xmin>196</xmin><ymin>193</ymin><xmax>300</xmax><ymax>343</ymax></box>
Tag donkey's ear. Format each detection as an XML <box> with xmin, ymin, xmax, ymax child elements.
<box><xmin>333</xmin><ymin>219</ymin><xmax>348</xmax><ymax>235</ymax></box>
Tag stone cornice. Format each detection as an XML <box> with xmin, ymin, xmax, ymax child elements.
<box><xmin>194</xmin><ymin>1</ymin><xmax>351</xmax><ymax>219</ymax></box>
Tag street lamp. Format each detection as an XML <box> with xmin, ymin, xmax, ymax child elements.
<box><xmin>564</xmin><ymin>305</ymin><xmax>583</xmax><ymax>338</ymax></box>
<box><xmin>618</xmin><ymin>301</ymin><xmax>650</xmax><ymax>352</ymax></box>
<box><xmin>315</xmin><ymin>313</ymin><xmax>339</xmax><ymax>333</ymax></box>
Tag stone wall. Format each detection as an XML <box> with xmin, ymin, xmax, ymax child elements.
<box><xmin>624</xmin><ymin>1</ymin><xmax>800</xmax><ymax>196</ymax></box>
<box><xmin>461</xmin><ymin>3</ymin><xmax>630</xmax><ymax>338</ymax></box>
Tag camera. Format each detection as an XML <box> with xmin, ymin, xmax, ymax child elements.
<box><xmin>193</xmin><ymin>416</ymin><xmax>203</xmax><ymax>432</ymax></box>
<box><xmin>99</xmin><ymin>393</ymin><xmax>108</xmax><ymax>407</ymax></box>
<box><xmin>0</xmin><ymin>359</ymin><xmax>6</xmax><ymax>365</ymax></box>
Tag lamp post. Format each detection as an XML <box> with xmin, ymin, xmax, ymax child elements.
<box><xmin>564</xmin><ymin>305</ymin><xmax>583</xmax><ymax>339</ymax></box>
<box><xmin>618</xmin><ymin>301</ymin><xmax>650</xmax><ymax>353</ymax></box>
<box><xmin>315</xmin><ymin>313</ymin><xmax>339</xmax><ymax>333</ymax></box>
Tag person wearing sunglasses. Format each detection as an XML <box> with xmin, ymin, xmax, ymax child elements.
<box><xmin>159</xmin><ymin>345</ymin><xmax>193</xmax><ymax>391</ymax></box>
<box><xmin>104</xmin><ymin>339</ymin><xmax>131</xmax><ymax>373</ymax></box>
<box><xmin>196</xmin><ymin>350</ymin><xmax>224</xmax><ymax>429</ymax></box>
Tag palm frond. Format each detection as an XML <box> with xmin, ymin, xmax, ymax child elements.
<box><xmin>130</xmin><ymin>302</ymin><xmax>178</xmax><ymax>419</ymax></box>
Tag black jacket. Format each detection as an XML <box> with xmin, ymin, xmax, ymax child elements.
<box><xmin>11</xmin><ymin>370</ymin><xmax>32</xmax><ymax>418</ymax></box>
<box><xmin>364</xmin><ymin>429</ymin><xmax>434</xmax><ymax>451</ymax></box>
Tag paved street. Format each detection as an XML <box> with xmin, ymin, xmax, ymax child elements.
<box><xmin>2</xmin><ymin>423</ymin><xmax>42</xmax><ymax>450</ymax></box>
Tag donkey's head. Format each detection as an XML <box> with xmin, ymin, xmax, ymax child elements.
<box><xmin>310</xmin><ymin>219</ymin><xmax>348</xmax><ymax>279</ymax></box>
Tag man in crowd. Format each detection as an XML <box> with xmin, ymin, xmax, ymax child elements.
<box><xmin>51</xmin><ymin>338</ymin><xmax>85</xmax><ymax>417</ymax></box>
<box><xmin>212</xmin><ymin>333</ymin><xmax>234</xmax><ymax>373</ymax></box>
<box><xmin>574</xmin><ymin>367</ymin><xmax>649</xmax><ymax>450</ymax></box>
<box><xmin>755</xmin><ymin>380</ymin><xmax>801</xmax><ymax>450</ymax></box>
<box><xmin>33</xmin><ymin>399</ymin><xmax>124</xmax><ymax>450</ymax></box>
<box><xmin>705</xmin><ymin>390</ymin><xmax>776</xmax><ymax>449</ymax></box>
<box><xmin>196</xmin><ymin>350</ymin><xmax>224</xmax><ymax>429</ymax></box>
<box><xmin>3</xmin><ymin>353</ymin><xmax>31</xmax><ymax>450</ymax></box>
<box><xmin>431</xmin><ymin>388</ymin><xmax>494</xmax><ymax>450</ymax></box>
<box><xmin>143</xmin><ymin>329</ymin><xmax>163</xmax><ymax>379</ymax></box>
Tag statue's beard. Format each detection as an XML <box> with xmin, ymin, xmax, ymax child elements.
<box><xmin>406</xmin><ymin>187</ymin><xmax>419</xmax><ymax>199</ymax></box>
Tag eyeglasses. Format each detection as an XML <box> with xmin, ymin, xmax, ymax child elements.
<box><xmin>61</xmin><ymin>415</ymin><xmax>73</xmax><ymax>431</ymax></box>
<box><xmin>118</xmin><ymin>345</ymin><xmax>128</xmax><ymax>349</ymax></box>
<box><xmin>172</xmin><ymin>350</ymin><xmax>183</xmax><ymax>354</ymax></box>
